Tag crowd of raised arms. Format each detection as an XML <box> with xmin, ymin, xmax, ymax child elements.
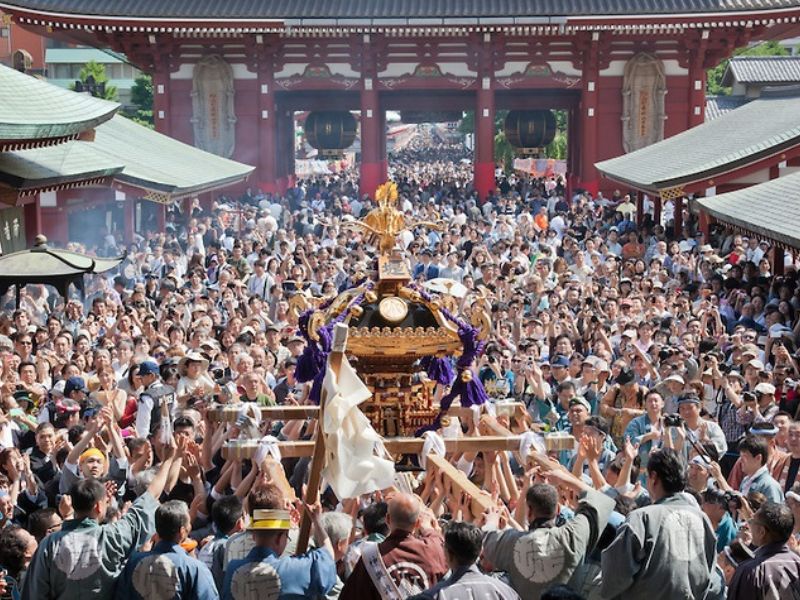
<box><xmin>0</xmin><ymin>141</ymin><xmax>798</xmax><ymax>600</ymax></box>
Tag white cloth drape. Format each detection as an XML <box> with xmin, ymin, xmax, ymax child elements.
<box><xmin>321</xmin><ymin>357</ymin><xmax>395</xmax><ymax>499</ymax></box>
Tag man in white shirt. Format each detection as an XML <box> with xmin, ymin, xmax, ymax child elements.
<box><xmin>247</xmin><ymin>260</ymin><xmax>272</xmax><ymax>300</ymax></box>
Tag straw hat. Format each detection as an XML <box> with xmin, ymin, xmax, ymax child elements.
<box><xmin>179</xmin><ymin>351</ymin><xmax>209</xmax><ymax>375</ymax></box>
<box><xmin>248</xmin><ymin>509</ymin><xmax>292</xmax><ymax>531</ymax></box>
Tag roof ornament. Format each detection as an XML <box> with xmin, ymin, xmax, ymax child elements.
<box><xmin>344</xmin><ymin>181</ymin><xmax>444</xmax><ymax>255</ymax></box>
<box><xmin>31</xmin><ymin>234</ymin><xmax>48</xmax><ymax>250</ymax></box>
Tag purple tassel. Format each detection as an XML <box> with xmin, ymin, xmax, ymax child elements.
<box><xmin>305</xmin><ymin>291</ymin><xmax>368</xmax><ymax>405</ymax></box>
<box><xmin>420</xmin><ymin>356</ymin><xmax>455</xmax><ymax>386</ymax></box>
<box><xmin>295</xmin><ymin>344</ymin><xmax>325</xmax><ymax>383</ymax></box>
<box><xmin>294</xmin><ymin>311</ymin><xmax>326</xmax><ymax>383</ymax></box>
<box><xmin>309</xmin><ymin>368</ymin><xmax>325</xmax><ymax>405</ymax></box>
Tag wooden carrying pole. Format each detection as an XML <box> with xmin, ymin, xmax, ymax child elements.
<box><xmin>425</xmin><ymin>454</ymin><xmax>495</xmax><ymax>517</ymax></box>
<box><xmin>222</xmin><ymin>435</ymin><xmax>522</xmax><ymax>460</ymax></box>
<box><xmin>254</xmin><ymin>403</ymin><xmax>527</xmax><ymax>427</ymax></box>
<box><xmin>296</xmin><ymin>323</ymin><xmax>348</xmax><ymax>555</ymax></box>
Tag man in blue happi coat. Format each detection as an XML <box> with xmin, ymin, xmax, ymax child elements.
<box><xmin>118</xmin><ymin>499</ymin><xmax>218</xmax><ymax>600</ymax></box>
<box><xmin>222</xmin><ymin>483</ymin><xmax>336</xmax><ymax>600</ymax></box>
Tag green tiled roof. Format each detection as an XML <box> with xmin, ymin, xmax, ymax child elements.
<box><xmin>595</xmin><ymin>92</ymin><xmax>800</xmax><ymax>193</ymax></box>
<box><xmin>0</xmin><ymin>63</ymin><xmax>119</xmax><ymax>143</ymax></box>
<box><xmin>0</xmin><ymin>143</ymin><xmax>123</xmax><ymax>190</ymax></box>
<box><xmin>0</xmin><ymin>115</ymin><xmax>252</xmax><ymax>199</ymax></box>
<box><xmin>2</xmin><ymin>0</ymin><xmax>799</xmax><ymax>18</ymax></box>
<box><xmin>697</xmin><ymin>171</ymin><xmax>800</xmax><ymax>249</ymax></box>
<box><xmin>89</xmin><ymin>115</ymin><xmax>254</xmax><ymax>199</ymax></box>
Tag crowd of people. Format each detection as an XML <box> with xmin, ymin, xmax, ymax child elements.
<box><xmin>0</xmin><ymin>143</ymin><xmax>798</xmax><ymax>600</ymax></box>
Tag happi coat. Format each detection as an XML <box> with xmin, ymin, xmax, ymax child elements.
<box><xmin>482</xmin><ymin>489</ymin><xmax>615</xmax><ymax>600</ymax></box>
<box><xmin>117</xmin><ymin>540</ymin><xmax>218</xmax><ymax>600</ymax></box>
<box><xmin>340</xmin><ymin>529</ymin><xmax>448</xmax><ymax>600</ymax></box>
<box><xmin>21</xmin><ymin>491</ymin><xmax>158</xmax><ymax>600</ymax></box>
<box><xmin>222</xmin><ymin>544</ymin><xmax>336</xmax><ymax>600</ymax></box>
<box><xmin>407</xmin><ymin>564</ymin><xmax>521</xmax><ymax>600</ymax></box>
<box><xmin>600</xmin><ymin>492</ymin><xmax>721</xmax><ymax>600</ymax></box>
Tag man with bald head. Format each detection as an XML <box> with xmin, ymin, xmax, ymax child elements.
<box><xmin>341</xmin><ymin>493</ymin><xmax>447</xmax><ymax>599</ymax></box>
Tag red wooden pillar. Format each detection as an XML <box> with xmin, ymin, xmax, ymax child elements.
<box><xmin>258</xmin><ymin>54</ymin><xmax>278</xmax><ymax>193</ymax></box>
<box><xmin>379</xmin><ymin>109</ymin><xmax>388</xmax><ymax>183</ymax></box>
<box><xmin>156</xmin><ymin>201</ymin><xmax>166</xmax><ymax>232</ymax></box>
<box><xmin>687</xmin><ymin>41</ymin><xmax>707</xmax><ymax>129</ymax></box>
<box><xmin>153</xmin><ymin>62</ymin><xmax>171</xmax><ymax>230</ymax></box>
<box><xmin>698</xmin><ymin>209</ymin><xmax>710</xmax><ymax>241</ymax></box>
<box><xmin>566</xmin><ymin>105</ymin><xmax>579</xmax><ymax>197</ymax></box>
<box><xmin>773</xmin><ymin>246</ymin><xmax>785</xmax><ymax>275</ymax></box>
<box><xmin>152</xmin><ymin>64</ymin><xmax>172</xmax><ymax>137</ymax></box>
<box><xmin>579</xmin><ymin>45</ymin><xmax>600</xmax><ymax>195</ymax></box>
<box><xmin>654</xmin><ymin>196</ymin><xmax>662</xmax><ymax>227</ymax></box>
<box><xmin>274</xmin><ymin>107</ymin><xmax>293</xmax><ymax>193</ymax></box>
<box><xmin>474</xmin><ymin>86</ymin><xmax>495</xmax><ymax>201</ymax></box>
<box><xmin>124</xmin><ymin>198</ymin><xmax>135</xmax><ymax>244</ymax></box>
<box><xmin>360</xmin><ymin>84</ymin><xmax>381</xmax><ymax>199</ymax></box>
<box><xmin>474</xmin><ymin>34</ymin><xmax>495</xmax><ymax>201</ymax></box>
<box><xmin>358</xmin><ymin>35</ymin><xmax>381</xmax><ymax>199</ymax></box>
<box><xmin>673</xmin><ymin>197</ymin><xmax>683</xmax><ymax>238</ymax></box>
<box><xmin>635</xmin><ymin>191</ymin><xmax>644</xmax><ymax>227</ymax></box>
<box><xmin>23</xmin><ymin>197</ymin><xmax>41</xmax><ymax>245</ymax></box>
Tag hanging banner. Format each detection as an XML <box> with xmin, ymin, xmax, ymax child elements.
<box><xmin>0</xmin><ymin>207</ymin><xmax>25</xmax><ymax>254</ymax></box>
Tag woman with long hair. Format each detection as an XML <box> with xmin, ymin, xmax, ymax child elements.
<box><xmin>94</xmin><ymin>365</ymin><xmax>136</xmax><ymax>431</ymax></box>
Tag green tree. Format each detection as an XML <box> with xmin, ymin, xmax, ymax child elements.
<box><xmin>545</xmin><ymin>110</ymin><xmax>568</xmax><ymax>160</ymax></box>
<box><xmin>128</xmin><ymin>74</ymin><xmax>154</xmax><ymax>128</ymax></box>
<box><xmin>707</xmin><ymin>40</ymin><xmax>788</xmax><ymax>96</ymax></box>
<box><xmin>69</xmin><ymin>60</ymin><xmax>119</xmax><ymax>101</ymax></box>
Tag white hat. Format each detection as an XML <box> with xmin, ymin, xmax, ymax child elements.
<box><xmin>754</xmin><ymin>382</ymin><xmax>776</xmax><ymax>395</ymax></box>
<box><xmin>769</xmin><ymin>324</ymin><xmax>793</xmax><ymax>339</ymax></box>
<box><xmin>747</xmin><ymin>359</ymin><xmax>765</xmax><ymax>371</ymax></box>
<box><xmin>699</xmin><ymin>244</ymin><xmax>714</xmax><ymax>253</ymax></box>
<box><xmin>179</xmin><ymin>351</ymin><xmax>210</xmax><ymax>374</ymax></box>
<box><xmin>679</xmin><ymin>241</ymin><xmax>693</xmax><ymax>253</ymax></box>
<box><xmin>663</xmin><ymin>374</ymin><xmax>685</xmax><ymax>385</ymax></box>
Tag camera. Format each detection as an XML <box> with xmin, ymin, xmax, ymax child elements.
<box><xmin>658</xmin><ymin>348</ymin><xmax>675</xmax><ymax>362</ymax></box>
<box><xmin>663</xmin><ymin>413</ymin><xmax>684</xmax><ymax>428</ymax></box>
<box><xmin>723</xmin><ymin>491</ymin><xmax>743</xmax><ymax>510</ymax></box>
<box><xmin>742</xmin><ymin>391</ymin><xmax>757</xmax><ymax>404</ymax></box>
<box><xmin>211</xmin><ymin>367</ymin><xmax>226</xmax><ymax>382</ymax></box>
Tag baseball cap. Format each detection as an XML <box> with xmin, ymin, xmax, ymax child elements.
<box><xmin>747</xmin><ymin>359</ymin><xmax>765</xmax><ymax>371</ymax></box>
<box><xmin>137</xmin><ymin>361</ymin><xmax>160</xmax><ymax>376</ymax></box>
<box><xmin>550</xmin><ymin>355</ymin><xmax>570</xmax><ymax>368</ymax></box>
<box><xmin>677</xmin><ymin>394</ymin><xmax>701</xmax><ymax>406</ymax></box>
<box><xmin>64</xmin><ymin>376</ymin><xmax>89</xmax><ymax>397</ymax></box>
<box><xmin>750</xmin><ymin>421</ymin><xmax>779</xmax><ymax>436</ymax></box>
<box><xmin>568</xmin><ymin>396</ymin><xmax>592</xmax><ymax>412</ymax></box>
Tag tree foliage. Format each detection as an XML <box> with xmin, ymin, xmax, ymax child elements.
<box><xmin>127</xmin><ymin>74</ymin><xmax>154</xmax><ymax>128</ymax></box>
<box><xmin>69</xmin><ymin>60</ymin><xmax>119</xmax><ymax>101</ymax></box>
<box><xmin>707</xmin><ymin>41</ymin><xmax>789</xmax><ymax>96</ymax></box>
